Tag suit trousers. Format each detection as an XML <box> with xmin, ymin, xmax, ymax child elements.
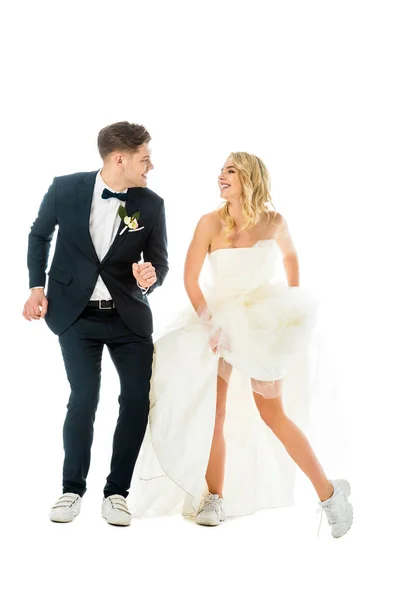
<box><xmin>58</xmin><ymin>306</ymin><xmax>153</xmax><ymax>498</ymax></box>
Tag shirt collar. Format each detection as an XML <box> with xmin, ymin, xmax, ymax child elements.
<box><xmin>96</xmin><ymin>169</ymin><xmax>128</xmax><ymax>196</ymax></box>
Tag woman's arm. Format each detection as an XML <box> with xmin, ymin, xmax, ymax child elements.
<box><xmin>184</xmin><ymin>213</ymin><xmax>214</xmax><ymax>318</ymax></box>
<box><xmin>274</xmin><ymin>213</ymin><xmax>300</xmax><ymax>287</ymax></box>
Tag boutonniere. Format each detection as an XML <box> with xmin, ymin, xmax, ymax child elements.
<box><xmin>118</xmin><ymin>206</ymin><xmax>145</xmax><ymax>235</ymax></box>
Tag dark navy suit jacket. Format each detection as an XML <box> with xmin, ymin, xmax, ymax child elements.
<box><xmin>27</xmin><ymin>171</ymin><xmax>169</xmax><ymax>337</ymax></box>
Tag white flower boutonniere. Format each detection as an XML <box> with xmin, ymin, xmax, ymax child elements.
<box><xmin>118</xmin><ymin>206</ymin><xmax>145</xmax><ymax>235</ymax></box>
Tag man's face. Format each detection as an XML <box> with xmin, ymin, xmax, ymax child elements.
<box><xmin>122</xmin><ymin>143</ymin><xmax>154</xmax><ymax>187</ymax></box>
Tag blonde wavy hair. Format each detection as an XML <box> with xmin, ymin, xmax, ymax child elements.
<box><xmin>218</xmin><ymin>152</ymin><xmax>274</xmax><ymax>243</ymax></box>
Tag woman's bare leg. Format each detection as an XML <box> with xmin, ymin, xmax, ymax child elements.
<box><xmin>205</xmin><ymin>361</ymin><xmax>231</xmax><ymax>496</ymax></box>
<box><xmin>253</xmin><ymin>391</ymin><xmax>333</xmax><ymax>502</ymax></box>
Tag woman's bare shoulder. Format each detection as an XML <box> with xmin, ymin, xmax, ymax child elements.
<box><xmin>260</xmin><ymin>210</ymin><xmax>286</xmax><ymax>235</ymax></box>
<box><xmin>266</xmin><ymin>210</ymin><xmax>285</xmax><ymax>224</ymax></box>
<box><xmin>196</xmin><ymin>210</ymin><xmax>222</xmax><ymax>235</ymax></box>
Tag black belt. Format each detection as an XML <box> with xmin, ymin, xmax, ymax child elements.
<box><xmin>87</xmin><ymin>300</ymin><xmax>115</xmax><ymax>310</ymax></box>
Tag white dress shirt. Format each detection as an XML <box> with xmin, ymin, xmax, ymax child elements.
<box><xmin>89</xmin><ymin>171</ymin><xmax>127</xmax><ymax>301</ymax></box>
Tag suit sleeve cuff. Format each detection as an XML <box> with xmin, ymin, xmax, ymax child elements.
<box><xmin>137</xmin><ymin>280</ymin><xmax>151</xmax><ymax>295</ymax></box>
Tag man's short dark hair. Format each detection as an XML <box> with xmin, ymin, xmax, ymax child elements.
<box><xmin>97</xmin><ymin>121</ymin><xmax>151</xmax><ymax>159</ymax></box>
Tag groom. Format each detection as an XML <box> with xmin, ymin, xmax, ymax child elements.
<box><xmin>23</xmin><ymin>121</ymin><xmax>169</xmax><ymax>526</ymax></box>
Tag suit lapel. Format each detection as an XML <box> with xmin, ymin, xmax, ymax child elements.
<box><xmin>75</xmin><ymin>171</ymin><xmax>99</xmax><ymax>264</ymax></box>
<box><xmin>100</xmin><ymin>187</ymin><xmax>140</xmax><ymax>264</ymax></box>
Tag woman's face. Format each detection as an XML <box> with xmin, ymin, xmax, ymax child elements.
<box><xmin>218</xmin><ymin>159</ymin><xmax>242</xmax><ymax>200</ymax></box>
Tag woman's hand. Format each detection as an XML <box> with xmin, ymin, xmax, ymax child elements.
<box><xmin>206</xmin><ymin>321</ymin><xmax>231</xmax><ymax>354</ymax></box>
<box><xmin>209</xmin><ymin>327</ymin><xmax>222</xmax><ymax>354</ymax></box>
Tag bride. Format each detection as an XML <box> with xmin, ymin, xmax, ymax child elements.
<box><xmin>131</xmin><ymin>152</ymin><xmax>353</xmax><ymax>538</ymax></box>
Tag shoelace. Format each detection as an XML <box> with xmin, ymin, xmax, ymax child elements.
<box><xmin>316</xmin><ymin>507</ymin><xmax>325</xmax><ymax>538</ymax></box>
<box><xmin>198</xmin><ymin>494</ymin><xmax>221</xmax><ymax>515</ymax></box>
<box><xmin>316</xmin><ymin>501</ymin><xmax>344</xmax><ymax>537</ymax></box>
<box><xmin>52</xmin><ymin>494</ymin><xmax>78</xmax><ymax>509</ymax></box>
<box><xmin>109</xmin><ymin>497</ymin><xmax>131</xmax><ymax>515</ymax></box>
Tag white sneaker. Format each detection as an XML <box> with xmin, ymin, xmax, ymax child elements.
<box><xmin>102</xmin><ymin>495</ymin><xmax>132</xmax><ymax>526</ymax></box>
<box><xmin>196</xmin><ymin>493</ymin><xmax>225</xmax><ymax>526</ymax></box>
<box><xmin>318</xmin><ymin>479</ymin><xmax>353</xmax><ymax>538</ymax></box>
<box><xmin>50</xmin><ymin>493</ymin><xmax>81</xmax><ymax>523</ymax></box>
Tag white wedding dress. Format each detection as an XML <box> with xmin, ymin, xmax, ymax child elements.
<box><xmin>131</xmin><ymin>239</ymin><xmax>318</xmax><ymax>518</ymax></box>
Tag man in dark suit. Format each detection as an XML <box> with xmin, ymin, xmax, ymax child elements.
<box><xmin>23</xmin><ymin>121</ymin><xmax>169</xmax><ymax>526</ymax></box>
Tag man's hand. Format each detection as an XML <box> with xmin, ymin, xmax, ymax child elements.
<box><xmin>22</xmin><ymin>289</ymin><xmax>48</xmax><ymax>321</ymax></box>
<box><xmin>132</xmin><ymin>262</ymin><xmax>157</xmax><ymax>289</ymax></box>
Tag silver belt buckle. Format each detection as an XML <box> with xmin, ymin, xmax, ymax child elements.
<box><xmin>99</xmin><ymin>300</ymin><xmax>113</xmax><ymax>310</ymax></box>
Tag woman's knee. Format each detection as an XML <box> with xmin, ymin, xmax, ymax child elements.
<box><xmin>255</xmin><ymin>395</ymin><xmax>285</xmax><ymax>429</ymax></box>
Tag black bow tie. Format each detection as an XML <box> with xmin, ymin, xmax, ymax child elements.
<box><xmin>102</xmin><ymin>188</ymin><xmax>128</xmax><ymax>201</ymax></box>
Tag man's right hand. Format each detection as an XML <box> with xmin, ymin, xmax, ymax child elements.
<box><xmin>22</xmin><ymin>289</ymin><xmax>48</xmax><ymax>321</ymax></box>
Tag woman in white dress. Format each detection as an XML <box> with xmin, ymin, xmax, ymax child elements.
<box><xmin>132</xmin><ymin>152</ymin><xmax>353</xmax><ymax>538</ymax></box>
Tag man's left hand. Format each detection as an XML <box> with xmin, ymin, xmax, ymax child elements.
<box><xmin>132</xmin><ymin>262</ymin><xmax>157</xmax><ymax>289</ymax></box>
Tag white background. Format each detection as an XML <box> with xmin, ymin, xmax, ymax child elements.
<box><xmin>1</xmin><ymin>0</ymin><xmax>399</xmax><ymax>598</ymax></box>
